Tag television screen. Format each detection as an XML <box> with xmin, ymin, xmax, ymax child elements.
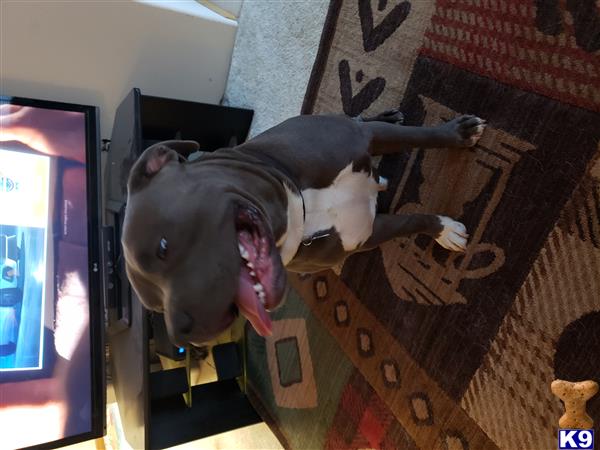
<box><xmin>0</xmin><ymin>97</ymin><xmax>104</xmax><ymax>449</ymax></box>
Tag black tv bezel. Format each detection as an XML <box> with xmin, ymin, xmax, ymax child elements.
<box><xmin>0</xmin><ymin>95</ymin><xmax>106</xmax><ymax>449</ymax></box>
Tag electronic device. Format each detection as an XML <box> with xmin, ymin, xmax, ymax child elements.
<box><xmin>0</xmin><ymin>95</ymin><xmax>104</xmax><ymax>450</ymax></box>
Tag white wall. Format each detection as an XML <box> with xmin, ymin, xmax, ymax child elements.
<box><xmin>0</xmin><ymin>0</ymin><xmax>238</xmax><ymax>140</ymax></box>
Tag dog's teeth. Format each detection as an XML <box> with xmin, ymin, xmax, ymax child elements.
<box><xmin>258</xmin><ymin>291</ymin><xmax>266</xmax><ymax>304</ymax></box>
<box><xmin>247</xmin><ymin>262</ymin><xmax>254</xmax><ymax>269</ymax></box>
<box><xmin>253</xmin><ymin>283</ymin><xmax>264</xmax><ymax>293</ymax></box>
<box><xmin>249</xmin><ymin>271</ymin><xmax>256</xmax><ymax>277</ymax></box>
<box><xmin>238</xmin><ymin>244</ymin><xmax>249</xmax><ymax>260</ymax></box>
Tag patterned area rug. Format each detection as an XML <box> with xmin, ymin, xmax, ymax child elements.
<box><xmin>245</xmin><ymin>1</ymin><xmax>600</xmax><ymax>449</ymax></box>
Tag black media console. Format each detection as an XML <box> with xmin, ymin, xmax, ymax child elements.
<box><xmin>103</xmin><ymin>88</ymin><xmax>260</xmax><ymax>450</ymax></box>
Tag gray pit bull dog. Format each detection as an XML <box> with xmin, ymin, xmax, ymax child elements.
<box><xmin>122</xmin><ymin>110</ymin><xmax>485</xmax><ymax>346</ymax></box>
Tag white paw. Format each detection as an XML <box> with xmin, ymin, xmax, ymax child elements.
<box><xmin>457</xmin><ymin>115</ymin><xmax>486</xmax><ymax>147</ymax></box>
<box><xmin>467</xmin><ymin>122</ymin><xmax>486</xmax><ymax>145</ymax></box>
<box><xmin>377</xmin><ymin>176</ymin><xmax>388</xmax><ymax>192</ymax></box>
<box><xmin>435</xmin><ymin>216</ymin><xmax>468</xmax><ymax>252</ymax></box>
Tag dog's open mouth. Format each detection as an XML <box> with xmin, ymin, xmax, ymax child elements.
<box><xmin>234</xmin><ymin>204</ymin><xmax>283</xmax><ymax>337</ymax></box>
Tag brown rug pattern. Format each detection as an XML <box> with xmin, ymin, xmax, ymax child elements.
<box><xmin>246</xmin><ymin>1</ymin><xmax>600</xmax><ymax>449</ymax></box>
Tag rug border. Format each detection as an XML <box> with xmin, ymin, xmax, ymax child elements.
<box><xmin>301</xmin><ymin>0</ymin><xmax>343</xmax><ymax>115</ymax></box>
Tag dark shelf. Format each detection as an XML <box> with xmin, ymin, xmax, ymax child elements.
<box><xmin>105</xmin><ymin>88</ymin><xmax>257</xmax><ymax>450</ymax></box>
<box><xmin>150</xmin><ymin>380</ymin><xmax>261</xmax><ymax>450</ymax></box>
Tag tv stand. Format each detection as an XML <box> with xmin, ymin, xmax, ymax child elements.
<box><xmin>103</xmin><ymin>88</ymin><xmax>259</xmax><ymax>450</ymax></box>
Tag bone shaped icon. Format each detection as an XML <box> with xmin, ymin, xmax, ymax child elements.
<box><xmin>551</xmin><ymin>379</ymin><xmax>599</xmax><ymax>429</ymax></box>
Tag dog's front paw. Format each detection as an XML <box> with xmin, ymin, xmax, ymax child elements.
<box><xmin>435</xmin><ymin>216</ymin><xmax>468</xmax><ymax>252</ymax></box>
<box><xmin>439</xmin><ymin>115</ymin><xmax>486</xmax><ymax>148</ymax></box>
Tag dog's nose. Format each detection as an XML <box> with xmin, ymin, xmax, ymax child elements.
<box><xmin>169</xmin><ymin>311</ymin><xmax>194</xmax><ymax>346</ymax></box>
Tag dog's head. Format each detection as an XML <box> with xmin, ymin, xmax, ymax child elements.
<box><xmin>122</xmin><ymin>141</ymin><xmax>288</xmax><ymax>346</ymax></box>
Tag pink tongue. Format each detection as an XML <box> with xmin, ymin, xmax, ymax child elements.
<box><xmin>235</xmin><ymin>276</ymin><xmax>272</xmax><ymax>337</ymax></box>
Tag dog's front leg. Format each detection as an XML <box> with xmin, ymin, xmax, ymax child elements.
<box><xmin>357</xmin><ymin>214</ymin><xmax>468</xmax><ymax>253</ymax></box>
<box><xmin>362</xmin><ymin>115</ymin><xmax>485</xmax><ymax>156</ymax></box>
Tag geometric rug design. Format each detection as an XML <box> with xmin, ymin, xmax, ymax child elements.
<box><xmin>246</xmin><ymin>1</ymin><xmax>600</xmax><ymax>448</ymax></box>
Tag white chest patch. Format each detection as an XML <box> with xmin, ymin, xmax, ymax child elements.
<box><xmin>302</xmin><ymin>163</ymin><xmax>379</xmax><ymax>252</ymax></box>
<box><xmin>278</xmin><ymin>183</ymin><xmax>304</xmax><ymax>265</ymax></box>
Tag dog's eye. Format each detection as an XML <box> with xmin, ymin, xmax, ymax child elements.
<box><xmin>157</xmin><ymin>237</ymin><xmax>168</xmax><ymax>260</ymax></box>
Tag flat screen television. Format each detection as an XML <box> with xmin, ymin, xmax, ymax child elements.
<box><xmin>0</xmin><ymin>96</ymin><xmax>105</xmax><ymax>449</ymax></box>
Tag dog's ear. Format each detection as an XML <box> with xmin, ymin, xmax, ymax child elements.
<box><xmin>143</xmin><ymin>140</ymin><xmax>200</xmax><ymax>175</ymax></box>
<box><xmin>128</xmin><ymin>140</ymin><xmax>199</xmax><ymax>193</ymax></box>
